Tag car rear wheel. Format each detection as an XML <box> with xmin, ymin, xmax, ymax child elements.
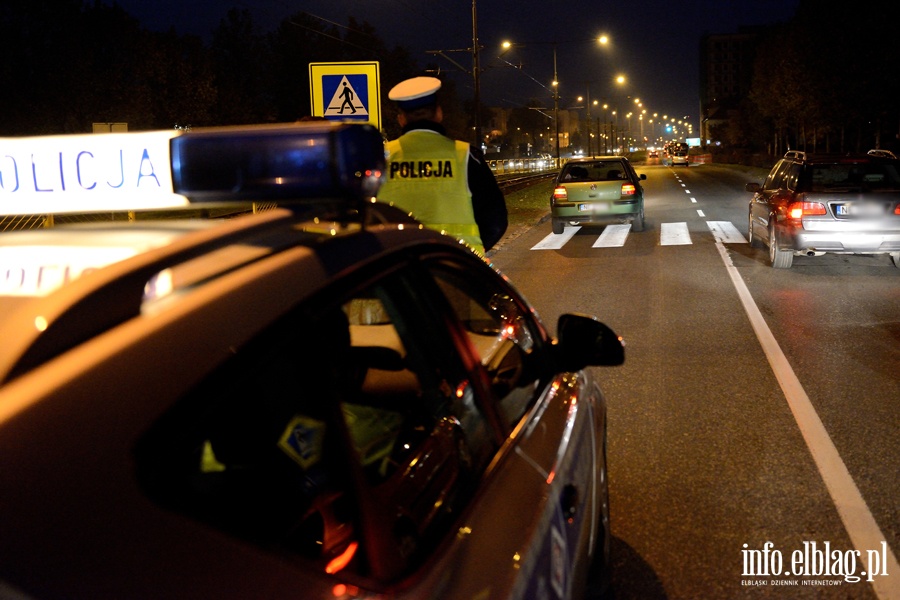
<box><xmin>631</xmin><ymin>205</ymin><xmax>645</xmax><ymax>232</ymax></box>
<box><xmin>748</xmin><ymin>213</ymin><xmax>763</xmax><ymax>248</ymax></box>
<box><xmin>891</xmin><ymin>252</ymin><xmax>900</xmax><ymax>268</ymax></box>
<box><xmin>552</xmin><ymin>218</ymin><xmax>565</xmax><ymax>235</ymax></box>
<box><xmin>768</xmin><ymin>221</ymin><xmax>793</xmax><ymax>269</ymax></box>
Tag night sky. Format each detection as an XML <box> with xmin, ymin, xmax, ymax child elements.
<box><xmin>111</xmin><ymin>0</ymin><xmax>800</xmax><ymax>128</ymax></box>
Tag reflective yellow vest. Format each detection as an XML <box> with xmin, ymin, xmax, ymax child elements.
<box><xmin>379</xmin><ymin>130</ymin><xmax>485</xmax><ymax>254</ymax></box>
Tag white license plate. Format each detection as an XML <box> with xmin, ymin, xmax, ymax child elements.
<box><xmin>578</xmin><ymin>203</ymin><xmax>609</xmax><ymax>213</ymax></box>
<box><xmin>836</xmin><ymin>203</ymin><xmax>884</xmax><ymax>216</ymax></box>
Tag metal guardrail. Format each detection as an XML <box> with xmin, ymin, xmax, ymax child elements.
<box><xmin>497</xmin><ymin>172</ymin><xmax>557</xmax><ymax>193</ymax></box>
<box><xmin>0</xmin><ymin>204</ymin><xmax>274</xmax><ymax>232</ymax></box>
<box><xmin>487</xmin><ymin>156</ymin><xmax>557</xmax><ymax>175</ymax></box>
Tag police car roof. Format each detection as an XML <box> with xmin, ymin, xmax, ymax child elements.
<box><xmin>1</xmin><ymin>121</ymin><xmax>385</xmax><ymax>213</ymax></box>
<box><xmin>0</xmin><ymin>122</ymin><xmax>453</xmax><ymax>383</ymax></box>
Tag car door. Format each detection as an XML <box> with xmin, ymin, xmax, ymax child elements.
<box><xmin>751</xmin><ymin>159</ymin><xmax>788</xmax><ymax>237</ymax></box>
<box><xmin>405</xmin><ymin>253</ymin><xmax>606</xmax><ymax>600</ymax></box>
<box><xmin>133</xmin><ymin>245</ymin><xmax>504</xmax><ymax>591</ymax></box>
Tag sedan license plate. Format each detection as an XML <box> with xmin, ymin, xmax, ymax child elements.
<box><xmin>835</xmin><ymin>203</ymin><xmax>885</xmax><ymax>217</ymax></box>
<box><xmin>579</xmin><ymin>203</ymin><xmax>609</xmax><ymax>213</ymax></box>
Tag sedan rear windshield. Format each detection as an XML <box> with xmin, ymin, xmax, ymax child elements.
<box><xmin>561</xmin><ymin>161</ymin><xmax>629</xmax><ymax>182</ymax></box>
<box><xmin>805</xmin><ymin>162</ymin><xmax>900</xmax><ymax>192</ymax></box>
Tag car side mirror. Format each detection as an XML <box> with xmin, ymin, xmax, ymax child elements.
<box><xmin>639</xmin><ymin>173</ymin><xmax>647</xmax><ymax>180</ymax></box>
<box><xmin>745</xmin><ymin>182</ymin><xmax>761</xmax><ymax>192</ymax></box>
<box><xmin>555</xmin><ymin>313</ymin><xmax>624</xmax><ymax>371</ymax></box>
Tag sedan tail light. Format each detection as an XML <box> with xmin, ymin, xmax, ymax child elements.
<box><xmin>787</xmin><ymin>199</ymin><xmax>826</xmax><ymax>219</ymax></box>
<box><xmin>621</xmin><ymin>183</ymin><xmax>636</xmax><ymax>196</ymax></box>
<box><xmin>553</xmin><ymin>186</ymin><xmax>568</xmax><ymax>202</ymax></box>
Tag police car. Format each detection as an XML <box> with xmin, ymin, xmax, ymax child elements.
<box><xmin>0</xmin><ymin>123</ymin><xmax>623</xmax><ymax>599</ymax></box>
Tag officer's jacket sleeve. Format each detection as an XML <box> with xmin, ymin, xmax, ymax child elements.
<box><xmin>467</xmin><ymin>146</ymin><xmax>508</xmax><ymax>251</ymax></box>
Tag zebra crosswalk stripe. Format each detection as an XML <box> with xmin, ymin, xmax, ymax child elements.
<box><xmin>592</xmin><ymin>224</ymin><xmax>631</xmax><ymax>247</ymax></box>
<box><xmin>529</xmin><ymin>221</ymin><xmax>747</xmax><ymax>250</ymax></box>
<box><xmin>707</xmin><ymin>221</ymin><xmax>747</xmax><ymax>244</ymax></box>
<box><xmin>531</xmin><ymin>226</ymin><xmax>581</xmax><ymax>250</ymax></box>
<box><xmin>660</xmin><ymin>222</ymin><xmax>692</xmax><ymax>245</ymax></box>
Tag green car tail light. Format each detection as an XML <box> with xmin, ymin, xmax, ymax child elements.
<box><xmin>552</xmin><ymin>186</ymin><xmax>568</xmax><ymax>202</ymax></box>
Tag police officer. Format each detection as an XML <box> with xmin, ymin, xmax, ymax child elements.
<box><xmin>378</xmin><ymin>76</ymin><xmax>507</xmax><ymax>255</ymax></box>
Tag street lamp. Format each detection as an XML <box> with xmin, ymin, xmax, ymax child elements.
<box><xmin>499</xmin><ymin>35</ymin><xmax>610</xmax><ymax>166</ymax></box>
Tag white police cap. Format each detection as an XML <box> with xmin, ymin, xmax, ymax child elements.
<box><xmin>388</xmin><ymin>76</ymin><xmax>441</xmax><ymax>110</ymax></box>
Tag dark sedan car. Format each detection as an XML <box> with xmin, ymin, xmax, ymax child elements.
<box><xmin>0</xmin><ymin>122</ymin><xmax>624</xmax><ymax>599</ymax></box>
<box><xmin>747</xmin><ymin>151</ymin><xmax>900</xmax><ymax>268</ymax></box>
<box><xmin>550</xmin><ymin>157</ymin><xmax>647</xmax><ymax>234</ymax></box>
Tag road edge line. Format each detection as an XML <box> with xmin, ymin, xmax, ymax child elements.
<box><xmin>714</xmin><ymin>241</ymin><xmax>899</xmax><ymax>599</ymax></box>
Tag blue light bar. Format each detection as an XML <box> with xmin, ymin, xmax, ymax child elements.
<box><xmin>170</xmin><ymin>122</ymin><xmax>385</xmax><ymax>203</ymax></box>
<box><xmin>0</xmin><ymin>123</ymin><xmax>385</xmax><ymax>216</ymax></box>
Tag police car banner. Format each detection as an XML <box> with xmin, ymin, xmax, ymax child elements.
<box><xmin>0</xmin><ymin>131</ymin><xmax>188</xmax><ymax>215</ymax></box>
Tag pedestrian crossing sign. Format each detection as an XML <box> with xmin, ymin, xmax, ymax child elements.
<box><xmin>309</xmin><ymin>61</ymin><xmax>381</xmax><ymax>130</ymax></box>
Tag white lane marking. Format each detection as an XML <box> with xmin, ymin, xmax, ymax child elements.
<box><xmin>715</xmin><ymin>241</ymin><xmax>900</xmax><ymax>600</ymax></box>
<box><xmin>660</xmin><ymin>222</ymin><xmax>692</xmax><ymax>245</ymax></box>
<box><xmin>690</xmin><ymin>197</ymin><xmax>697</xmax><ymax>203</ymax></box>
<box><xmin>592</xmin><ymin>224</ymin><xmax>631</xmax><ymax>247</ymax></box>
<box><xmin>685</xmin><ymin>189</ymin><xmax>692</xmax><ymax>194</ymax></box>
<box><xmin>697</xmin><ymin>210</ymin><xmax>706</xmax><ymax>217</ymax></box>
<box><xmin>531</xmin><ymin>226</ymin><xmax>580</xmax><ymax>250</ymax></box>
<box><xmin>528</xmin><ymin>221</ymin><xmax>747</xmax><ymax>250</ymax></box>
<box><xmin>707</xmin><ymin>220</ymin><xmax>747</xmax><ymax>244</ymax></box>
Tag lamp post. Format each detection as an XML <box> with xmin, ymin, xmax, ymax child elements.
<box><xmin>577</xmin><ymin>88</ymin><xmax>598</xmax><ymax>156</ymax></box>
<box><xmin>426</xmin><ymin>0</ymin><xmax>483</xmax><ymax>147</ymax></box>
<box><xmin>601</xmin><ymin>103</ymin><xmax>609</xmax><ymax>154</ymax></box>
<box><xmin>552</xmin><ymin>44</ymin><xmax>560</xmax><ymax>166</ymax></box>
<box><xmin>611</xmin><ymin>110</ymin><xmax>618</xmax><ymax>154</ymax></box>
<box><xmin>471</xmin><ymin>0</ymin><xmax>481</xmax><ymax>148</ymax></box>
<box><xmin>584</xmin><ymin>85</ymin><xmax>592</xmax><ymax>157</ymax></box>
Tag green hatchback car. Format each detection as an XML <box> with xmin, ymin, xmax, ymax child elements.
<box><xmin>550</xmin><ymin>157</ymin><xmax>646</xmax><ymax>234</ymax></box>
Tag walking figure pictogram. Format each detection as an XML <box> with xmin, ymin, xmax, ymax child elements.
<box><xmin>339</xmin><ymin>83</ymin><xmax>356</xmax><ymax>114</ymax></box>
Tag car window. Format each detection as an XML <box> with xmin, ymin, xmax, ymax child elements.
<box><xmin>805</xmin><ymin>162</ymin><xmax>900</xmax><ymax>192</ymax></box>
<box><xmin>783</xmin><ymin>163</ymin><xmax>802</xmax><ymax>191</ymax></box>
<box><xmin>763</xmin><ymin>160</ymin><xmax>790</xmax><ymax>191</ymax></box>
<box><xmin>133</xmin><ymin>264</ymin><xmax>495</xmax><ymax>583</ymax></box>
<box><xmin>562</xmin><ymin>161</ymin><xmax>628</xmax><ymax>182</ymax></box>
<box><xmin>624</xmin><ymin>160</ymin><xmax>640</xmax><ymax>180</ymax></box>
<box><xmin>426</xmin><ymin>260</ymin><xmax>542</xmax><ymax>431</ymax></box>
<box><xmin>133</xmin><ymin>307</ymin><xmax>363</xmax><ymax>569</ymax></box>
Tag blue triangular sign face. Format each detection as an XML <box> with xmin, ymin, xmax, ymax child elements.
<box><xmin>323</xmin><ymin>75</ymin><xmax>369</xmax><ymax>118</ymax></box>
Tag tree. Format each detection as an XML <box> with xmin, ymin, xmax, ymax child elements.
<box><xmin>743</xmin><ymin>0</ymin><xmax>899</xmax><ymax>154</ymax></box>
<box><xmin>210</xmin><ymin>9</ymin><xmax>276</xmax><ymax>125</ymax></box>
<box><xmin>0</xmin><ymin>0</ymin><xmax>88</xmax><ymax>134</ymax></box>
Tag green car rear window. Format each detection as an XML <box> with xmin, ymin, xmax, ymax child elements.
<box><xmin>561</xmin><ymin>162</ymin><xmax>628</xmax><ymax>182</ymax></box>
